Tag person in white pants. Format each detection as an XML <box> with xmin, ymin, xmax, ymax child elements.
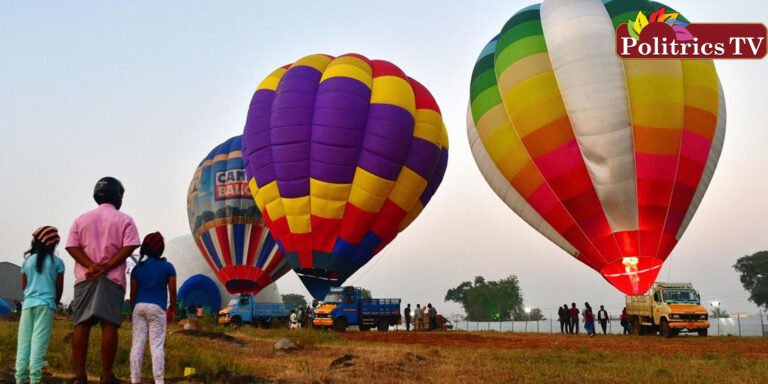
<box><xmin>129</xmin><ymin>232</ymin><xmax>177</xmax><ymax>384</ymax></box>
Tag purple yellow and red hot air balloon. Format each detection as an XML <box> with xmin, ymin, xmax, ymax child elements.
<box><xmin>243</xmin><ymin>53</ymin><xmax>449</xmax><ymax>299</ymax></box>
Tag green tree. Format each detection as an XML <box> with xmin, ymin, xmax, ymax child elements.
<box><xmin>733</xmin><ymin>251</ymin><xmax>768</xmax><ymax>309</ymax></box>
<box><xmin>512</xmin><ymin>307</ymin><xmax>545</xmax><ymax>321</ymax></box>
<box><xmin>360</xmin><ymin>288</ymin><xmax>372</xmax><ymax>299</ymax></box>
<box><xmin>710</xmin><ymin>307</ymin><xmax>730</xmax><ymax>319</ymax></box>
<box><xmin>444</xmin><ymin>275</ymin><xmax>523</xmax><ymax>321</ymax></box>
<box><xmin>281</xmin><ymin>293</ymin><xmax>307</xmax><ymax>309</ymax></box>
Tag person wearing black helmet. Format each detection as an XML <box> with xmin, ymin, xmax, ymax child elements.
<box><xmin>66</xmin><ymin>177</ymin><xmax>141</xmax><ymax>384</ymax></box>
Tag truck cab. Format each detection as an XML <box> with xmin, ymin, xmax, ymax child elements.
<box><xmin>313</xmin><ymin>286</ymin><xmax>401</xmax><ymax>332</ymax></box>
<box><xmin>218</xmin><ymin>294</ymin><xmax>292</xmax><ymax>327</ymax></box>
<box><xmin>626</xmin><ymin>282</ymin><xmax>710</xmax><ymax>337</ymax></box>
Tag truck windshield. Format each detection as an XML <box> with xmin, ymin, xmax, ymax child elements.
<box><xmin>323</xmin><ymin>293</ymin><xmax>343</xmax><ymax>304</ymax></box>
<box><xmin>663</xmin><ymin>289</ymin><xmax>700</xmax><ymax>304</ymax></box>
<box><xmin>228</xmin><ymin>298</ymin><xmax>239</xmax><ymax>307</ymax></box>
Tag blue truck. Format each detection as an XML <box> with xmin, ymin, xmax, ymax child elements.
<box><xmin>218</xmin><ymin>294</ymin><xmax>293</xmax><ymax>327</ymax></box>
<box><xmin>313</xmin><ymin>286</ymin><xmax>401</xmax><ymax>332</ymax></box>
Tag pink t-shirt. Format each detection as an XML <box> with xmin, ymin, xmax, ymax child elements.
<box><xmin>66</xmin><ymin>204</ymin><xmax>141</xmax><ymax>287</ymax></box>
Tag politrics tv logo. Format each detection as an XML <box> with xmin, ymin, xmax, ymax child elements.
<box><xmin>616</xmin><ymin>8</ymin><xmax>766</xmax><ymax>59</ymax></box>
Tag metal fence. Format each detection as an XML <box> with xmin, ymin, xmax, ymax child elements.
<box><xmin>451</xmin><ymin>314</ymin><xmax>767</xmax><ymax>337</ymax></box>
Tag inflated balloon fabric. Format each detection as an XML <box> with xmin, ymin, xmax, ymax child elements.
<box><xmin>188</xmin><ymin>136</ymin><xmax>290</xmax><ymax>294</ymax></box>
<box><xmin>243</xmin><ymin>54</ymin><xmax>449</xmax><ymax>299</ymax></box>
<box><xmin>468</xmin><ymin>0</ymin><xmax>725</xmax><ymax>295</ymax></box>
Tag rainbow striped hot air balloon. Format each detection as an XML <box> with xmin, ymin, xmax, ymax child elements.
<box><xmin>243</xmin><ymin>54</ymin><xmax>449</xmax><ymax>299</ymax></box>
<box><xmin>468</xmin><ymin>0</ymin><xmax>725</xmax><ymax>295</ymax></box>
<box><xmin>187</xmin><ymin>136</ymin><xmax>290</xmax><ymax>294</ymax></box>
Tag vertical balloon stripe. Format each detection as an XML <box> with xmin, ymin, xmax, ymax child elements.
<box><xmin>194</xmin><ymin>237</ymin><xmax>219</xmax><ymax>273</ymax></box>
<box><xmin>244</xmin><ymin>68</ymin><xmax>285</xmax><ymax>188</ymax></box>
<box><xmin>541</xmin><ymin>0</ymin><xmax>639</xmax><ymax>237</ymax></box>
<box><xmin>656</xmin><ymin>60</ymin><xmax>719</xmax><ymax>257</ymax></box>
<box><xmin>200</xmin><ymin>231</ymin><xmax>222</xmax><ymax>270</ymax></box>
<box><xmin>677</xmin><ymin>81</ymin><xmax>726</xmax><ymax>240</ymax></box>
<box><xmin>623</xmin><ymin>58</ymin><xmax>684</xmax><ymax>257</ymax></box>
<box><xmin>494</xmin><ymin>6</ymin><xmax>620</xmax><ymax>264</ymax></box>
<box><xmin>232</xmin><ymin>223</ymin><xmax>245</xmax><ymax>266</ymax></box>
<box><xmin>245</xmin><ymin>223</ymin><xmax>260</xmax><ymax>267</ymax></box>
<box><xmin>470</xmin><ymin>31</ymin><xmax>604</xmax><ymax>265</ymax></box>
<box><xmin>467</xmin><ymin>109</ymin><xmax>579</xmax><ymax>258</ymax></box>
<box><xmin>214</xmin><ymin>226</ymin><xmax>231</xmax><ymax>267</ymax></box>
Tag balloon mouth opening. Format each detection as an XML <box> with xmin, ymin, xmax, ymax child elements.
<box><xmin>600</xmin><ymin>257</ymin><xmax>664</xmax><ymax>295</ymax></box>
<box><xmin>295</xmin><ymin>269</ymin><xmax>343</xmax><ymax>282</ymax></box>
<box><xmin>225</xmin><ymin>279</ymin><xmax>264</xmax><ymax>295</ymax></box>
<box><xmin>296</xmin><ymin>269</ymin><xmax>345</xmax><ymax>300</ymax></box>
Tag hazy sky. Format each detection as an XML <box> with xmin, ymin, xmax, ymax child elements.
<box><xmin>1</xmin><ymin>1</ymin><xmax>766</xmax><ymax>317</ymax></box>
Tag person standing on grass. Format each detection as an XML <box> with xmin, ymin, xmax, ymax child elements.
<box><xmin>129</xmin><ymin>232</ymin><xmax>176</xmax><ymax>384</ymax></box>
<box><xmin>569</xmin><ymin>303</ymin><xmax>580</xmax><ymax>334</ymax></box>
<box><xmin>597</xmin><ymin>305</ymin><xmax>609</xmax><ymax>334</ymax></box>
<box><xmin>15</xmin><ymin>226</ymin><xmax>65</xmax><ymax>384</ymax></box>
<box><xmin>66</xmin><ymin>177</ymin><xmax>141</xmax><ymax>384</ymax></box>
<box><xmin>428</xmin><ymin>304</ymin><xmax>438</xmax><ymax>331</ymax></box>
<box><xmin>620</xmin><ymin>307</ymin><xmax>631</xmax><ymax>335</ymax></box>
<box><xmin>416</xmin><ymin>304</ymin><xmax>424</xmax><ymax>331</ymax></box>
<box><xmin>404</xmin><ymin>304</ymin><xmax>412</xmax><ymax>331</ymax></box>
<box><xmin>583</xmin><ymin>302</ymin><xmax>595</xmax><ymax>337</ymax></box>
<box><xmin>558</xmin><ymin>305</ymin><xmax>568</xmax><ymax>334</ymax></box>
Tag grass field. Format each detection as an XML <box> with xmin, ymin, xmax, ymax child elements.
<box><xmin>1</xmin><ymin>316</ymin><xmax>767</xmax><ymax>383</ymax></box>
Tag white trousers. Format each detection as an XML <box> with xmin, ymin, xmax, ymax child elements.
<box><xmin>130</xmin><ymin>303</ymin><xmax>167</xmax><ymax>384</ymax></box>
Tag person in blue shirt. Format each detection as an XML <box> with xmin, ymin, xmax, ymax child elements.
<box><xmin>15</xmin><ymin>226</ymin><xmax>65</xmax><ymax>384</ymax></box>
<box><xmin>129</xmin><ymin>232</ymin><xmax>176</xmax><ymax>384</ymax></box>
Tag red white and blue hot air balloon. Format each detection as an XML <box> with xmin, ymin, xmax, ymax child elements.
<box><xmin>187</xmin><ymin>135</ymin><xmax>290</xmax><ymax>294</ymax></box>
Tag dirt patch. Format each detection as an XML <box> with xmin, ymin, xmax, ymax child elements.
<box><xmin>173</xmin><ymin>329</ymin><xmax>245</xmax><ymax>346</ymax></box>
<box><xmin>166</xmin><ymin>372</ymin><xmax>271</xmax><ymax>383</ymax></box>
<box><xmin>339</xmin><ymin>332</ymin><xmax>768</xmax><ymax>356</ymax></box>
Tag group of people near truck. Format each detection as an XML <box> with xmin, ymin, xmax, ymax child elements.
<box><xmin>557</xmin><ymin>302</ymin><xmax>610</xmax><ymax>337</ymax></box>
<box><xmin>402</xmin><ymin>303</ymin><xmax>440</xmax><ymax>331</ymax></box>
<box><xmin>13</xmin><ymin>177</ymin><xmax>177</xmax><ymax>384</ymax></box>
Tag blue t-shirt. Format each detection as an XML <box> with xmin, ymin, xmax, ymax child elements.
<box><xmin>130</xmin><ymin>258</ymin><xmax>176</xmax><ymax>310</ymax></box>
<box><xmin>22</xmin><ymin>253</ymin><xmax>65</xmax><ymax>311</ymax></box>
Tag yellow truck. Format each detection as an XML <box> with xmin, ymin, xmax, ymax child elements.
<box><xmin>625</xmin><ymin>282</ymin><xmax>710</xmax><ymax>337</ymax></box>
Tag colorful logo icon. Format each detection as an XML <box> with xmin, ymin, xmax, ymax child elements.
<box><xmin>624</xmin><ymin>8</ymin><xmax>693</xmax><ymax>41</ymax></box>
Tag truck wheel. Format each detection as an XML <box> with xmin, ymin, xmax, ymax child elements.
<box><xmin>231</xmin><ymin>316</ymin><xmax>242</xmax><ymax>327</ymax></box>
<box><xmin>660</xmin><ymin>319</ymin><xmax>671</xmax><ymax>338</ymax></box>
<box><xmin>698</xmin><ymin>329</ymin><xmax>708</xmax><ymax>337</ymax></box>
<box><xmin>377</xmin><ymin>319</ymin><xmax>389</xmax><ymax>332</ymax></box>
<box><xmin>334</xmin><ymin>318</ymin><xmax>348</xmax><ymax>332</ymax></box>
<box><xmin>359</xmin><ymin>325</ymin><xmax>370</xmax><ymax>332</ymax></box>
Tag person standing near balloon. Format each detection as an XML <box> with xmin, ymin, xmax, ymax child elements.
<box><xmin>129</xmin><ymin>232</ymin><xmax>176</xmax><ymax>384</ymax></box>
<box><xmin>15</xmin><ymin>226</ymin><xmax>65</xmax><ymax>384</ymax></box>
<box><xmin>66</xmin><ymin>177</ymin><xmax>141</xmax><ymax>384</ymax></box>
<box><xmin>569</xmin><ymin>303</ymin><xmax>580</xmax><ymax>334</ymax></box>
<box><xmin>404</xmin><ymin>304</ymin><xmax>412</xmax><ymax>332</ymax></box>
<box><xmin>558</xmin><ymin>305</ymin><xmax>568</xmax><ymax>334</ymax></box>
<box><xmin>597</xmin><ymin>305</ymin><xmax>609</xmax><ymax>335</ymax></box>
<box><xmin>583</xmin><ymin>302</ymin><xmax>596</xmax><ymax>337</ymax></box>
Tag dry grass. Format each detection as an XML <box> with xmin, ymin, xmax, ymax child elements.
<box><xmin>1</xmin><ymin>317</ymin><xmax>767</xmax><ymax>383</ymax></box>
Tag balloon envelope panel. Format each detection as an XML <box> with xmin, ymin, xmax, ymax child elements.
<box><xmin>468</xmin><ymin>0</ymin><xmax>725</xmax><ymax>295</ymax></box>
<box><xmin>187</xmin><ymin>136</ymin><xmax>290</xmax><ymax>294</ymax></box>
<box><xmin>243</xmin><ymin>54</ymin><xmax>449</xmax><ymax>299</ymax></box>
<box><xmin>178</xmin><ymin>274</ymin><xmax>222</xmax><ymax>312</ymax></box>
